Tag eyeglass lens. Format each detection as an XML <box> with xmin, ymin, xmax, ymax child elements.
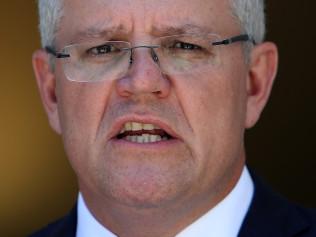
<box><xmin>61</xmin><ymin>34</ymin><xmax>225</xmax><ymax>82</ymax></box>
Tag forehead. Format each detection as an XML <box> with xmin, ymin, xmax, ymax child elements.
<box><xmin>57</xmin><ymin>0</ymin><xmax>239</xmax><ymax>45</ymax></box>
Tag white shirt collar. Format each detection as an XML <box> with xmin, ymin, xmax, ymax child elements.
<box><xmin>76</xmin><ymin>195</ymin><xmax>117</xmax><ymax>237</ymax></box>
<box><xmin>76</xmin><ymin>166</ymin><xmax>254</xmax><ymax>237</ymax></box>
<box><xmin>175</xmin><ymin>166</ymin><xmax>254</xmax><ymax>237</ymax></box>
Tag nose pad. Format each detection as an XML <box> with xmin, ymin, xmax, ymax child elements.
<box><xmin>151</xmin><ymin>48</ymin><xmax>159</xmax><ymax>63</ymax></box>
<box><xmin>129</xmin><ymin>46</ymin><xmax>160</xmax><ymax>65</ymax></box>
<box><xmin>116</xmin><ymin>46</ymin><xmax>170</xmax><ymax>98</ymax></box>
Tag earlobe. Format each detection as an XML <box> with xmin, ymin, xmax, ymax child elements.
<box><xmin>245</xmin><ymin>42</ymin><xmax>279</xmax><ymax>128</ymax></box>
<box><xmin>32</xmin><ymin>49</ymin><xmax>62</xmax><ymax>134</ymax></box>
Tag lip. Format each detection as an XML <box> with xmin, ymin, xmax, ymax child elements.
<box><xmin>107</xmin><ymin>115</ymin><xmax>181</xmax><ymax>141</ymax></box>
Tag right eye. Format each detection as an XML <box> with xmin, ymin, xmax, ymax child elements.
<box><xmin>86</xmin><ymin>44</ymin><xmax>118</xmax><ymax>56</ymax></box>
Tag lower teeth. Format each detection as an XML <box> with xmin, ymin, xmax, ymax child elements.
<box><xmin>124</xmin><ymin>134</ymin><xmax>168</xmax><ymax>143</ymax></box>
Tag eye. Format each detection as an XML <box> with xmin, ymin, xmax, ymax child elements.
<box><xmin>87</xmin><ymin>44</ymin><xmax>118</xmax><ymax>56</ymax></box>
<box><xmin>173</xmin><ymin>41</ymin><xmax>202</xmax><ymax>50</ymax></box>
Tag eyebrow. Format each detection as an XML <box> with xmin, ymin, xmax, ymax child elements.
<box><xmin>151</xmin><ymin>24</ymin><xmax>213</xmax><ymax>36</ymax></box>
<box><xmin>70</xmin><ymin>24</ymin><xmax>128</xmax><ymax>43</ymax></box>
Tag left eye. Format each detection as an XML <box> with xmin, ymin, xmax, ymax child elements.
<box><xmin>173</xmin><ymin>42</ymin><xmax>202</xmax><ymax>50</ymax></box>
<box><xmin>87</xmin><ymin>44</ymin><xmax>118</xmax><ymax>56</ymax></box>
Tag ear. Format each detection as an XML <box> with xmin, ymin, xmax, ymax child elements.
<box><xmin>245</xmin><ymin>42</ymin><xmax>278</xmax><ymax>128</ymax></box>
<box><xmin>32</xmin><ymin>49</ymin><xmax>62</xmax><ymax>134</ymax></box>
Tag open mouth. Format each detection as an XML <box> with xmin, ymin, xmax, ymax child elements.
<box><xmin>116</xmin><ymin>122</ymin><xmax>173</xmax><ymax>143</ymax></box>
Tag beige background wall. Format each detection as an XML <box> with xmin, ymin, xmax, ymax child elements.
<box><xmin>0</xmin><ymin>1</ymin><xmax>77</xmax><ymax>236</ymax></box>
<box><xmin>1</xmin><ymin>1</ymin><xmax>315</xmax><ymax>236</ymax></box>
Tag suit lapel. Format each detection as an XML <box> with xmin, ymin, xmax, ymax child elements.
<box><xmin>29</xmin><ymin>206</ymin><xmax>77</xmax><ymax>237</ymax></box>
<box><xmin>238</xmin><ymin>173</ymin><xmax>310</xmax><ymax>237</ymax></box>
<box><xmin>50</xmin><ymin>206</ymin><xmax>77</xmax><ymax>237</ymax></box>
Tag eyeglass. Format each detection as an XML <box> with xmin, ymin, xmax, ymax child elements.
<box><xmin>46</xmin><ymin>33</ymin><xmax>255</xmax><ymax>82</ymax></box>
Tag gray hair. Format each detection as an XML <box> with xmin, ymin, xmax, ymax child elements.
<box><xmin>230</xmin><ymin>0</ymin><xmax>265</xmax><ymax>44</ymax></box>
<box><xmin>38</xmin><ymin>0</ymin><xmax>64</xmax><ymax>48</ymax></box>
<box><xmin>37</xmin><ymin>0</ymin><xmax>266</xmax><ymax>48</ymax></box>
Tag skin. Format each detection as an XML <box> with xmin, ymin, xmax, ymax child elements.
<box><xmin>33</xmin><ymin>0</ymin><xmax>278</xmax><ymax>236</ymax></box>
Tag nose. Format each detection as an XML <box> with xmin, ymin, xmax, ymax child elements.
<box><xmin>116</xmin><ymin>47</ymin><xmax>171</xmax><ymax>99</ymax></box>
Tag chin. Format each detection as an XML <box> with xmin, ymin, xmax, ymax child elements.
<box><xmin>96</xmin><ymin>163</ymin><xmax>193</xmax><ymax>208</ymax></box>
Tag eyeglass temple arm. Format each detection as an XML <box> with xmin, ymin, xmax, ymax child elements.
<box><xmin>212</xmin><ymin>34</ymin><xmax>256</xmax><ymax>46</ymax></box>
<box><xmin>45</xmin><ymin>46</ymin><xmax>70</xmax><ymax>58</ymax></box>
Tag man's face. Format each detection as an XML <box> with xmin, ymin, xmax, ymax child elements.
<box><xmin>49</xmin><ymin>0</ymin><xmax>252</xmax><ymax>207</ymax></box>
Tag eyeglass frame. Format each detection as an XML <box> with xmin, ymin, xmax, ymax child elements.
<box><xmin>44</xmin><ymin>33</ymin><xmax>255</xmax><ymax>82</ymax></box>
<box><xmin>45</xmin><ymin>34</ymin><xmax>255</xmax><ymax>60</ymax></box>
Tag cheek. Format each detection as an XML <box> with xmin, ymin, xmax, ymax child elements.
<box><xmin>55</xmin><ymin>78</ymin><xmax>114</xmax><ymax>163</ymax></box>
<box><xmin>174</xmin><ymin>67</ymin><xmax>247</xmax><ymax>158</ymax></box>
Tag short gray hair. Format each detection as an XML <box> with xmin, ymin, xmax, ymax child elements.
<box><xmin>37</xmin><ymin>0</ymin><xmax>266</xmax><ymax>47</ymax></box>
<box><xmin>38</xmin><ymin>0</ymin><xmax>64</xmax><ymax>48</ymax></box>
<box><xmin>230</xmin><ymin>0</ymin><xmax>265</xmax><ymax>44</ymax></box>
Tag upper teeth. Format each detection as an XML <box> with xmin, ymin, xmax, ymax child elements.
<box><xmin>120</xmin><ymin>122</ymin><xmax>160</xmax><ymax>134</ymax></box>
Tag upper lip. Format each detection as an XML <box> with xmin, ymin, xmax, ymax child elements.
<box><xmin>108</xmin><ymin>115</ymin><xmax>181</xmax><ymax>140</ymax></box>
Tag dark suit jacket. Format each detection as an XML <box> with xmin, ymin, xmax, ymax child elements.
<box><xmin>29</xmin><ymin>174</ymin><xmax>316</xmax><ymax>237</ymax></box>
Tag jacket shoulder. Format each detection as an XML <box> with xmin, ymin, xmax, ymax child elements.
<box><xmin>295</xmin><ymin>207</ymin><xmax>316</xmax><ymax>236</ymax></box>
<box><xmin>239</xmin><ymin>172</ymin><xmax>316</xmax><ymax>237</ymax></box>
<box><xmin>28</xmin><ymin>207</ymin><xmax>77</xmax><ymax>237</ymax></box>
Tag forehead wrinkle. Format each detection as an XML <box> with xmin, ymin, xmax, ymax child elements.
<box><xmin>70</xmin><ymin>22</ymin><xmax>129</xmax><ymax>43</ymax></box>
<box><xmin>151</xmin><ymin>23</ymin><xmax>214</xmax><ymax>37</ymax></box>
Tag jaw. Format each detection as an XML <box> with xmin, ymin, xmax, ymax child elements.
<box><xmin>78</xmin><ymin>148</ymin><xmax>246</xmax><ymax>237</ymax></box>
